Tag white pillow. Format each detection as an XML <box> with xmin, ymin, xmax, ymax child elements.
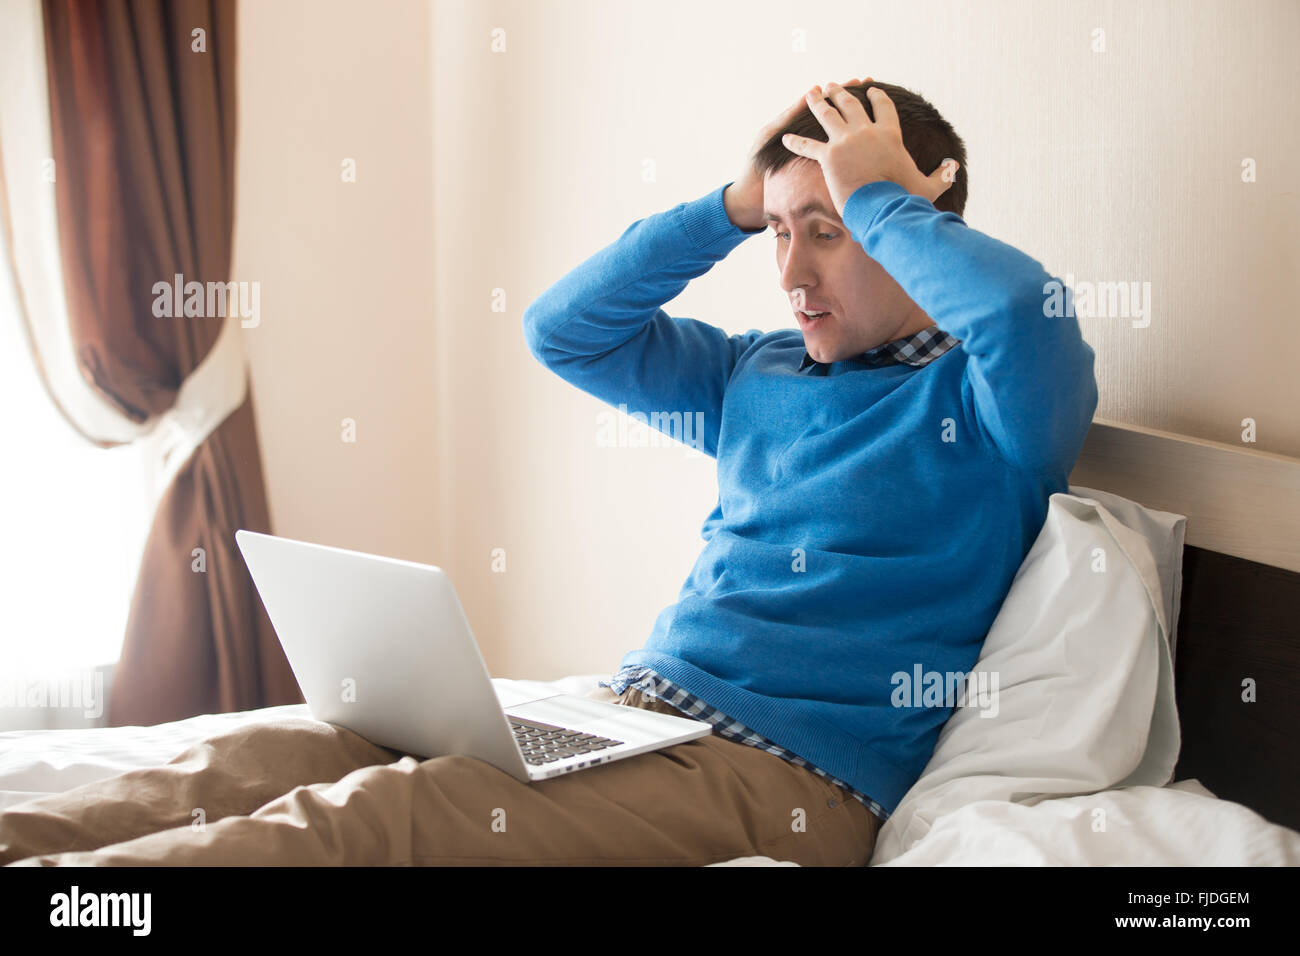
<box><xmin>1068</xmin><ymin>484</ymin><xmax>1188</xmax><ymax>660</ymax></box>
<box><xmin>870</xmin><ymin>491</ymin><xmax>1187</xmax><ymax>864</ymax></box>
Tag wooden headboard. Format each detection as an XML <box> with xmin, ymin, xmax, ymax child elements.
<box><xmin>1069</xmin><ymin>419</ymin><xmax>1300</xmax><ymax>833</ymax></box>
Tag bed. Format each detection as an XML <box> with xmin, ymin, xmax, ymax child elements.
<box><xmin>3</xmin><ymin>419</ymin><xmax>1299</xmax><ymax>866</ymax></box>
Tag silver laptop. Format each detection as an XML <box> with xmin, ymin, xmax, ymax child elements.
<box><xmin>234</xmin><ymin>529</ymin><xmax>711</xmax><ymax>782</ymax></box>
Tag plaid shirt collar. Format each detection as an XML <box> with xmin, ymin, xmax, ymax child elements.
<box><xmin>797</xmin><ymin>325</ymin><xmax>960</xmax><ymax>374</ymax></box>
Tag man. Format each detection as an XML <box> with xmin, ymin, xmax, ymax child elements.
<box><xmin>0</xmin><ymin>79</ymin><xmax>1095</xmax><ymax>867</ymax></box>
<box><xmin>523</xmin><ymin>78</ymin><xmax>1097</xmax><ymax>831</ymax></box>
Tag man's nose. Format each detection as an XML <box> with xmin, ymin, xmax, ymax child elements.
<box><xmin>780</xmin><ymin>239</ymin><xmax>818</xmax><ymax>298</ymax></box>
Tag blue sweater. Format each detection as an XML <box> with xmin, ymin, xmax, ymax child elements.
<box><xmin>522</xmin><ymin>179</ymin><xmax>1098</xmax><ymax>812</ymax></box>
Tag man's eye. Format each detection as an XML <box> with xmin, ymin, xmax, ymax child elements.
<box><xmin>772</xmin><ymin>231</ymin><xmax>837</xmax><ymax>241</ymax></box>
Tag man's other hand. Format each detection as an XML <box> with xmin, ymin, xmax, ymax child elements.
<box><xmin>781</xmin><ymin>82</ymin><xmax>958</xmax><ymax>217</ymax></box>
<box><xmin>723</xmin><ymin>77</ymin><xmax>871</xmax><ymax>231</ymax></box>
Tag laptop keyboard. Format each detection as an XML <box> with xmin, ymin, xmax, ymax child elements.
<box><xmin>509</xmin><ymin>716</ymin><xmax>625</xmax><ymax>765</ymax></box>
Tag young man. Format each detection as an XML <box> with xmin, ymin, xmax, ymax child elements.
<box><xmin>0</xmin><ymin>80</ymin><xmax>1095</xmax><ymax>868</ymax></box>
<box><xmin>523</xmin><ymin>79</ymin><xmax>1097</xmax><ymax>835</ymax></box>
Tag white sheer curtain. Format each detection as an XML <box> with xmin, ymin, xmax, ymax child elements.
<box><xmin>0</xmin><ymin>209</ymin><xmax>155</xmax><ymax>728</ymax></box>
<box><xmin>0</xmin><ymin>208</ymin><xmax>156</xmax><ymax>723</ymax></box>
<box><xmin>0</xmin><ymin>0</ymin><xmax>155</xmax><ymax>729</ymax></box>
<box><xmin>0</xmin><ymin>0</ymin><xmax>256</xmax><ymax>730</ymax></box>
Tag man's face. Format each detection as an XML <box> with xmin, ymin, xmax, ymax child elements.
<box><xmin>764</xmin><ymin>160</ymin><xmax>933</xmax><ymax>364</ymax></box>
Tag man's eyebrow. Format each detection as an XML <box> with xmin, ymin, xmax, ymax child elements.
<box><xmin>764</xmin><ymin>201</ymin><xmax>842</xmax><ymax>223</ymax></box>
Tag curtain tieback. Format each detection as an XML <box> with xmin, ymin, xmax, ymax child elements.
<box><xmin>141</xmin><ymin>312</ymin><xmax>249</xmax><ymax>501</ymax></box>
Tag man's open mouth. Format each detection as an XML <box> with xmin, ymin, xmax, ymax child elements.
<box><xmin>798</xmin><ymin>310</ymin><xmax>832</xmax><ymax>327</ymax></box>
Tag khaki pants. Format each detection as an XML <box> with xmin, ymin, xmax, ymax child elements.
<box><xmin>0</xmin><ymin>686</ymin><xmax>878</xmax><ymax>866</ymax></box>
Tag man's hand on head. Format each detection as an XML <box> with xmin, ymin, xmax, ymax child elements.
<box><xmin>782</xmin><ymin>83</ymin><xmax>958</xmax><ymax>217</ymax></box>
<box><xmin>723</xmin><ymin>76</ymin><xmax>872</xmax><ymax>232</ymax></box>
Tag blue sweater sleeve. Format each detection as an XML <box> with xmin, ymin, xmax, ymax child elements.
<box><xmin>842</xmin><ymin>181</ymin><xmax>1099</xmax><ymax>477</ymax></box>
<box><xmin>522</xmin><ymin>183</ymin><xmax>766</xmax><ymax>459</ymax></box>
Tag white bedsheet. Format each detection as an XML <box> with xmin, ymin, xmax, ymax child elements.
<box><xmin>0</xmin><ymin>702</ymin><xmax>316</xmax><ymax>812</ymax></box>
<box><xmin>0</xmin><ymin>672</ymin><xmax>603</xmax><ymax>811</ymax></box>
<box><xmin>2</xmin><ymin>674</ymin><xmax>1297</xmax><ymax>866</ymax></box>
<box><xmin>875</xmin><ymin>781</ymin><xmax>1300</xmax><ymax>866</ymax></box>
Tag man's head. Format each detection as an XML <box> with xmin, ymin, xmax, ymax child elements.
<box><xmin>753</xmin><ymin>81</ymin><xmax>968</xmax><ymax>364</ymax></box>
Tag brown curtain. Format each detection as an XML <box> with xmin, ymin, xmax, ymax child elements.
<box><xmin>41</xmin><ymin>0</ymin><xmax>302</xmax><ymax>724</ymax></box>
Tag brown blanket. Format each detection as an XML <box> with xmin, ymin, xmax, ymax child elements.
<box><xmin>0</xmin><ymin>690</ymin><xmax>877</xmax><ymax>866</ymax></box>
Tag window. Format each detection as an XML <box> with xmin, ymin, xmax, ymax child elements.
<box><xmin>0</xmin><ymin>221</ymin><xmax>154</xmax><ymax>687</ymax></box>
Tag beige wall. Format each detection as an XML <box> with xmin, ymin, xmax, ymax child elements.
<box><xmin>234</xmin><ymin>0</ymin><xmax>439</xmax><ymax>567</ymax></box>
<box><xmin>237</xmin><ymin>0</ymin><xmax>1300</xmax><ymax>683</ymax></box>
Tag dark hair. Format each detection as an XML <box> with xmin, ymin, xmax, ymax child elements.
<box><xmin>753</xmin><ymin>81</ymin><xmax>968</xmax><ymax>217</ymax></box>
